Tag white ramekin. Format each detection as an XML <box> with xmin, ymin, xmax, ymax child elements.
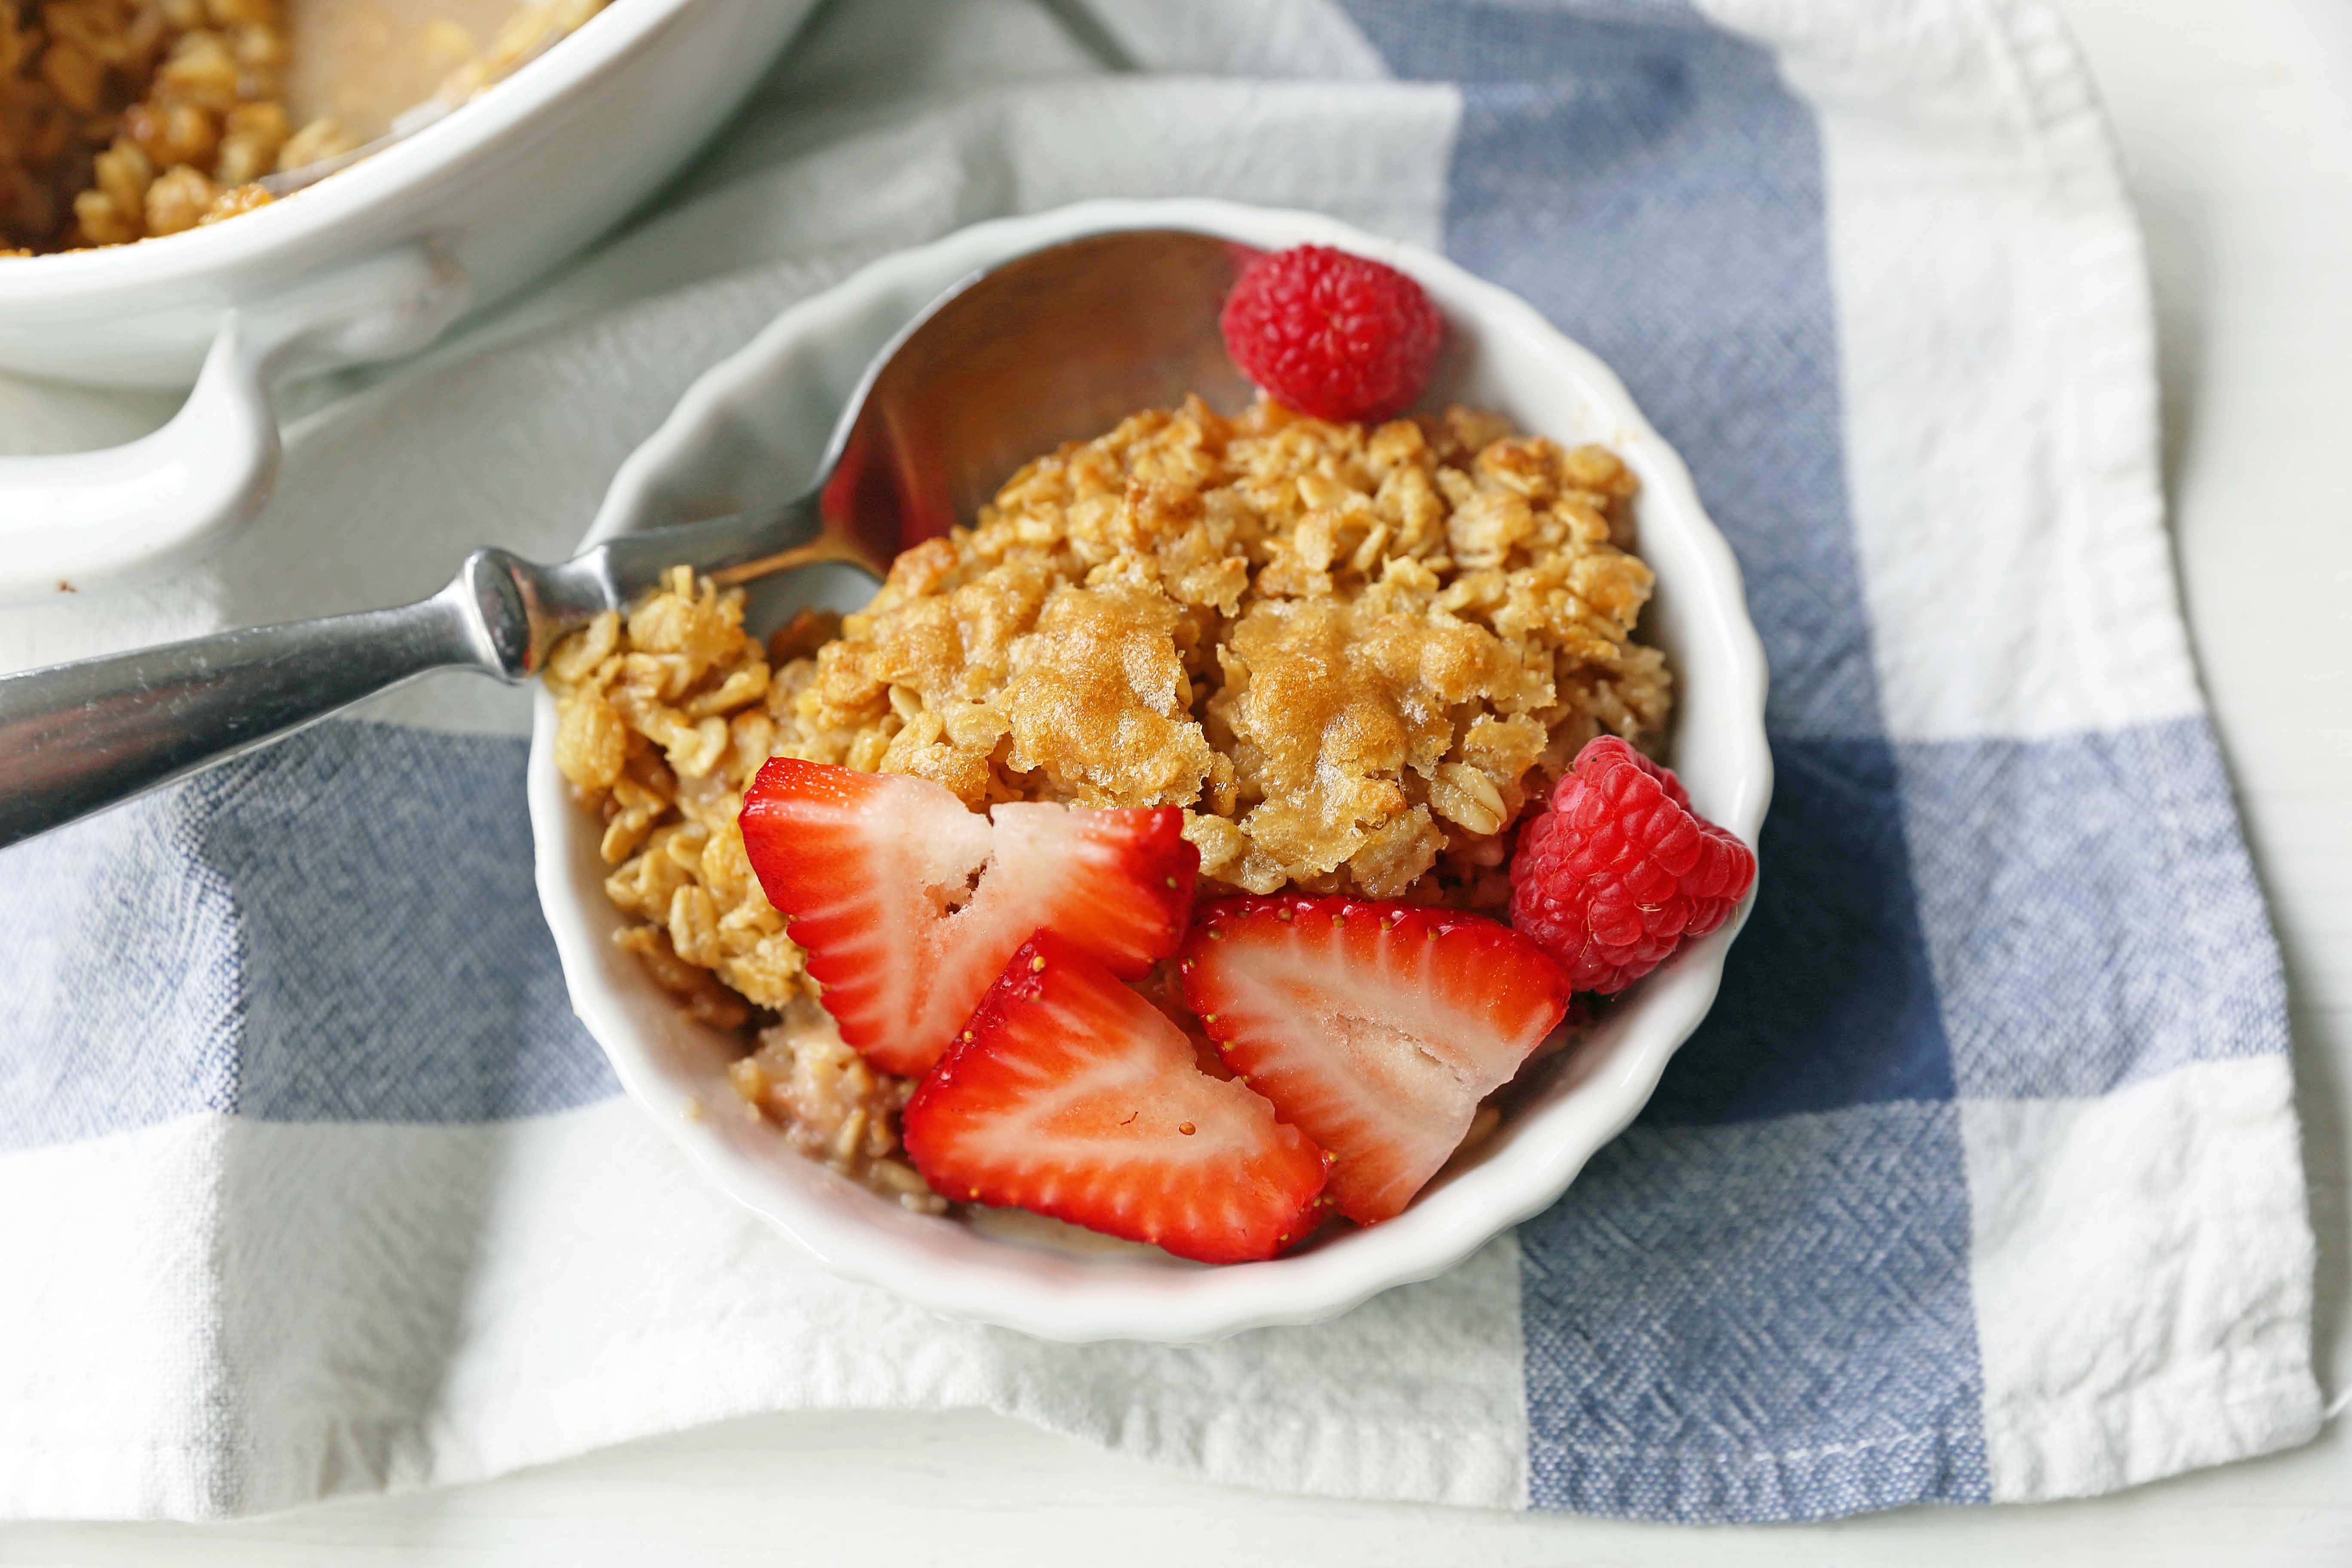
<box><xmin>0</xmin><ymin>0</ymin><xmax>819</xmax><ymax>599</ymax></box>
<box><xmin>528</xmin><ymin>198</ymin><xmax>1774</xmax><ymax>1344</ymax></box>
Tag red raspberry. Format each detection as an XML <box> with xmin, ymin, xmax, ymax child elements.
<box><xmin>1219</xmin><ymin>244</ymin><xmax>1444</xmax><ymax>423</ymax></box>
<box><xmin>1508</xmin><ymin>736</ymin><xmax>1758</xmax><ymax>995</ymax></box>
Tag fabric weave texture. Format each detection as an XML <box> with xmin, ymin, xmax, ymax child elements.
<box><xmin>0</xmin><ymin>0</ymin><xmax>2319</xmax><ymax>1525</ymax></box>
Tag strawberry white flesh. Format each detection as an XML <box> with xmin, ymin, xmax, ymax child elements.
<box><xmin>903</xmin><ymin>933</ymin><xmax>1329</xmax><ymax>1264</ymax></box>
<box><xmin>739</xmin><ymin>759</ymin><xmax>1195</xmax><ymax>1076</ymax></box>
<box><xmin>1180</xmin><ymin>895</ymin><xmax>1572</xmax><ymax>1225</ymax></box>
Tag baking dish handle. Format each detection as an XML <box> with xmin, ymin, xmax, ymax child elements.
<box><xmin>0</xmin><ymin>242</ymin><xmax>469</xmax><ymax>604</ymax></box>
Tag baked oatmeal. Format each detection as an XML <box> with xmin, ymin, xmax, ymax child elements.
<box><xmin>727</xmin><ymin>1001</ymin><xmax>943</xmax><ymax>1214</ymax></box>
<box><xmin>0</xmin><ymin>0</ymin><xmax>604</xmax><ymax>254</ymax></box>
<box><xmin>546</xmin><ymin>394</ymin><xmax>1673</xmax><ymax>1213</ymax></box>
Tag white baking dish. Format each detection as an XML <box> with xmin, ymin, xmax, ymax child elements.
<box><xmin>0</xmin><ymin>0</ymin><xmax>819</xmax><ymax>599</ymax></box>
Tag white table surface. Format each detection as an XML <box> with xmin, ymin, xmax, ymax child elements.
<box><xmin>4</xmin><ymin>0</ymin><xmax>2347</xmax><ymax>1560</ymax></box>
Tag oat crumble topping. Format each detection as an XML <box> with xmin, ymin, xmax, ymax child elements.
<box><xmin>546</xmin><ymin>395</ymin><xmax>1672</xmax><ymax>1207</ymax></box>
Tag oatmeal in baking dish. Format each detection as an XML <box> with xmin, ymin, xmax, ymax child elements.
<box><xmin>547</xmin><ymin>392</ymin><xmax>1674</xmax><ymax>1214</ymax></box>
<box><xmin>0</xmin><ymin>0</ymin><xmax>605</xmax><ymax>254</ymax></box>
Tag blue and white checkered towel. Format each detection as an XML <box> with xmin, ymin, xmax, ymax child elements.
<box><xmin>0</xmin><ymin>0</ymin><xmax>2323</xmax><ymax>1524</ymax></box>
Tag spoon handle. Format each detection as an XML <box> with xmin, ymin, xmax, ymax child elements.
<box><xmin>0</xmin><ymin>551</ymin><xmax>543</xmax><ymax>851</ymax></box>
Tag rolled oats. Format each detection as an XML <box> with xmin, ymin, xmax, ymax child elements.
<box><xmin>548</xmin><ymin>397</ymin><xmax>1673</xmax><ymax>1208</ymax></box>
<box><xmin>729</xmin><ymin>1002</ymin><xmax>946</xmax><ymax>1213</ymax></box>
<box><xmin>2</xmin><ymin>0</ymin><xmax>606</xmax><ymax>254</ymax></box>
<box><xmin>781</xmin><ymin>395</ymin><xmax>1669</xmax><ymax>903</ymax></box>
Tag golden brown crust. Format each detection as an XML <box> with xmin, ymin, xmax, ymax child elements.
<box><xmin>548</xmin><ymin>397</ymin><xmax>1672</xmax><ymax>1032</ymax></box>
<box><xmin>772</xmin><ymin>395</ymin><xmax>1670</xmax><ymax>906</ymax></box>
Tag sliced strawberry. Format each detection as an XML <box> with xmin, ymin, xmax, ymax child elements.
<box><xmin>1179</xmin><ymin>895</ymin><xmax>1572</xmax><ymax>1225</ymax></box>
<box><xmin>739</xmin><ymin>760</ymin><xmax>1196</xmax><ymax>1075</ymax></box>
<box><xmin>903</xmin><ymin>933</ymin><xmax>1329</xmax><ymax>1264</ymax></box>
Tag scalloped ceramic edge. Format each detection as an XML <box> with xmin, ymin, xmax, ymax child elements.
<box><xmin>527</xmin><ymin>198</ymin><xmax>1773</xmax><ymax>1344</ymax></box>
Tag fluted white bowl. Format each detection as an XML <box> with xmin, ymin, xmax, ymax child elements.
<box><xmin>528</xmin><ymin>198</ymin><xmax>1773</xmax><ymax>1343</ymax></box>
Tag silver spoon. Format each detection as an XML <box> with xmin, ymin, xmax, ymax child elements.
<box><xmin>0</xmin><ymin>228</ymin><xmax>1258</xmax><ymax>850</ymax></box>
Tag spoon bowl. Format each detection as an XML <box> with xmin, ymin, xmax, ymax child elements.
<box><xmin>809</xmin><ymin>228</ymin><xmax>1260</xmax><ymax>564</ymax></box>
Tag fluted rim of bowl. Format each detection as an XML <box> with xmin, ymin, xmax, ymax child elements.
<box><xmin>528</xmin><ymin>197</ymin><xmax>1773</xmax><ymax>1343</ymax></box>
<box><xmin>0</xmin><ymin>0</ymin><xmax>698</xmax><ymax>297</ymax></box>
